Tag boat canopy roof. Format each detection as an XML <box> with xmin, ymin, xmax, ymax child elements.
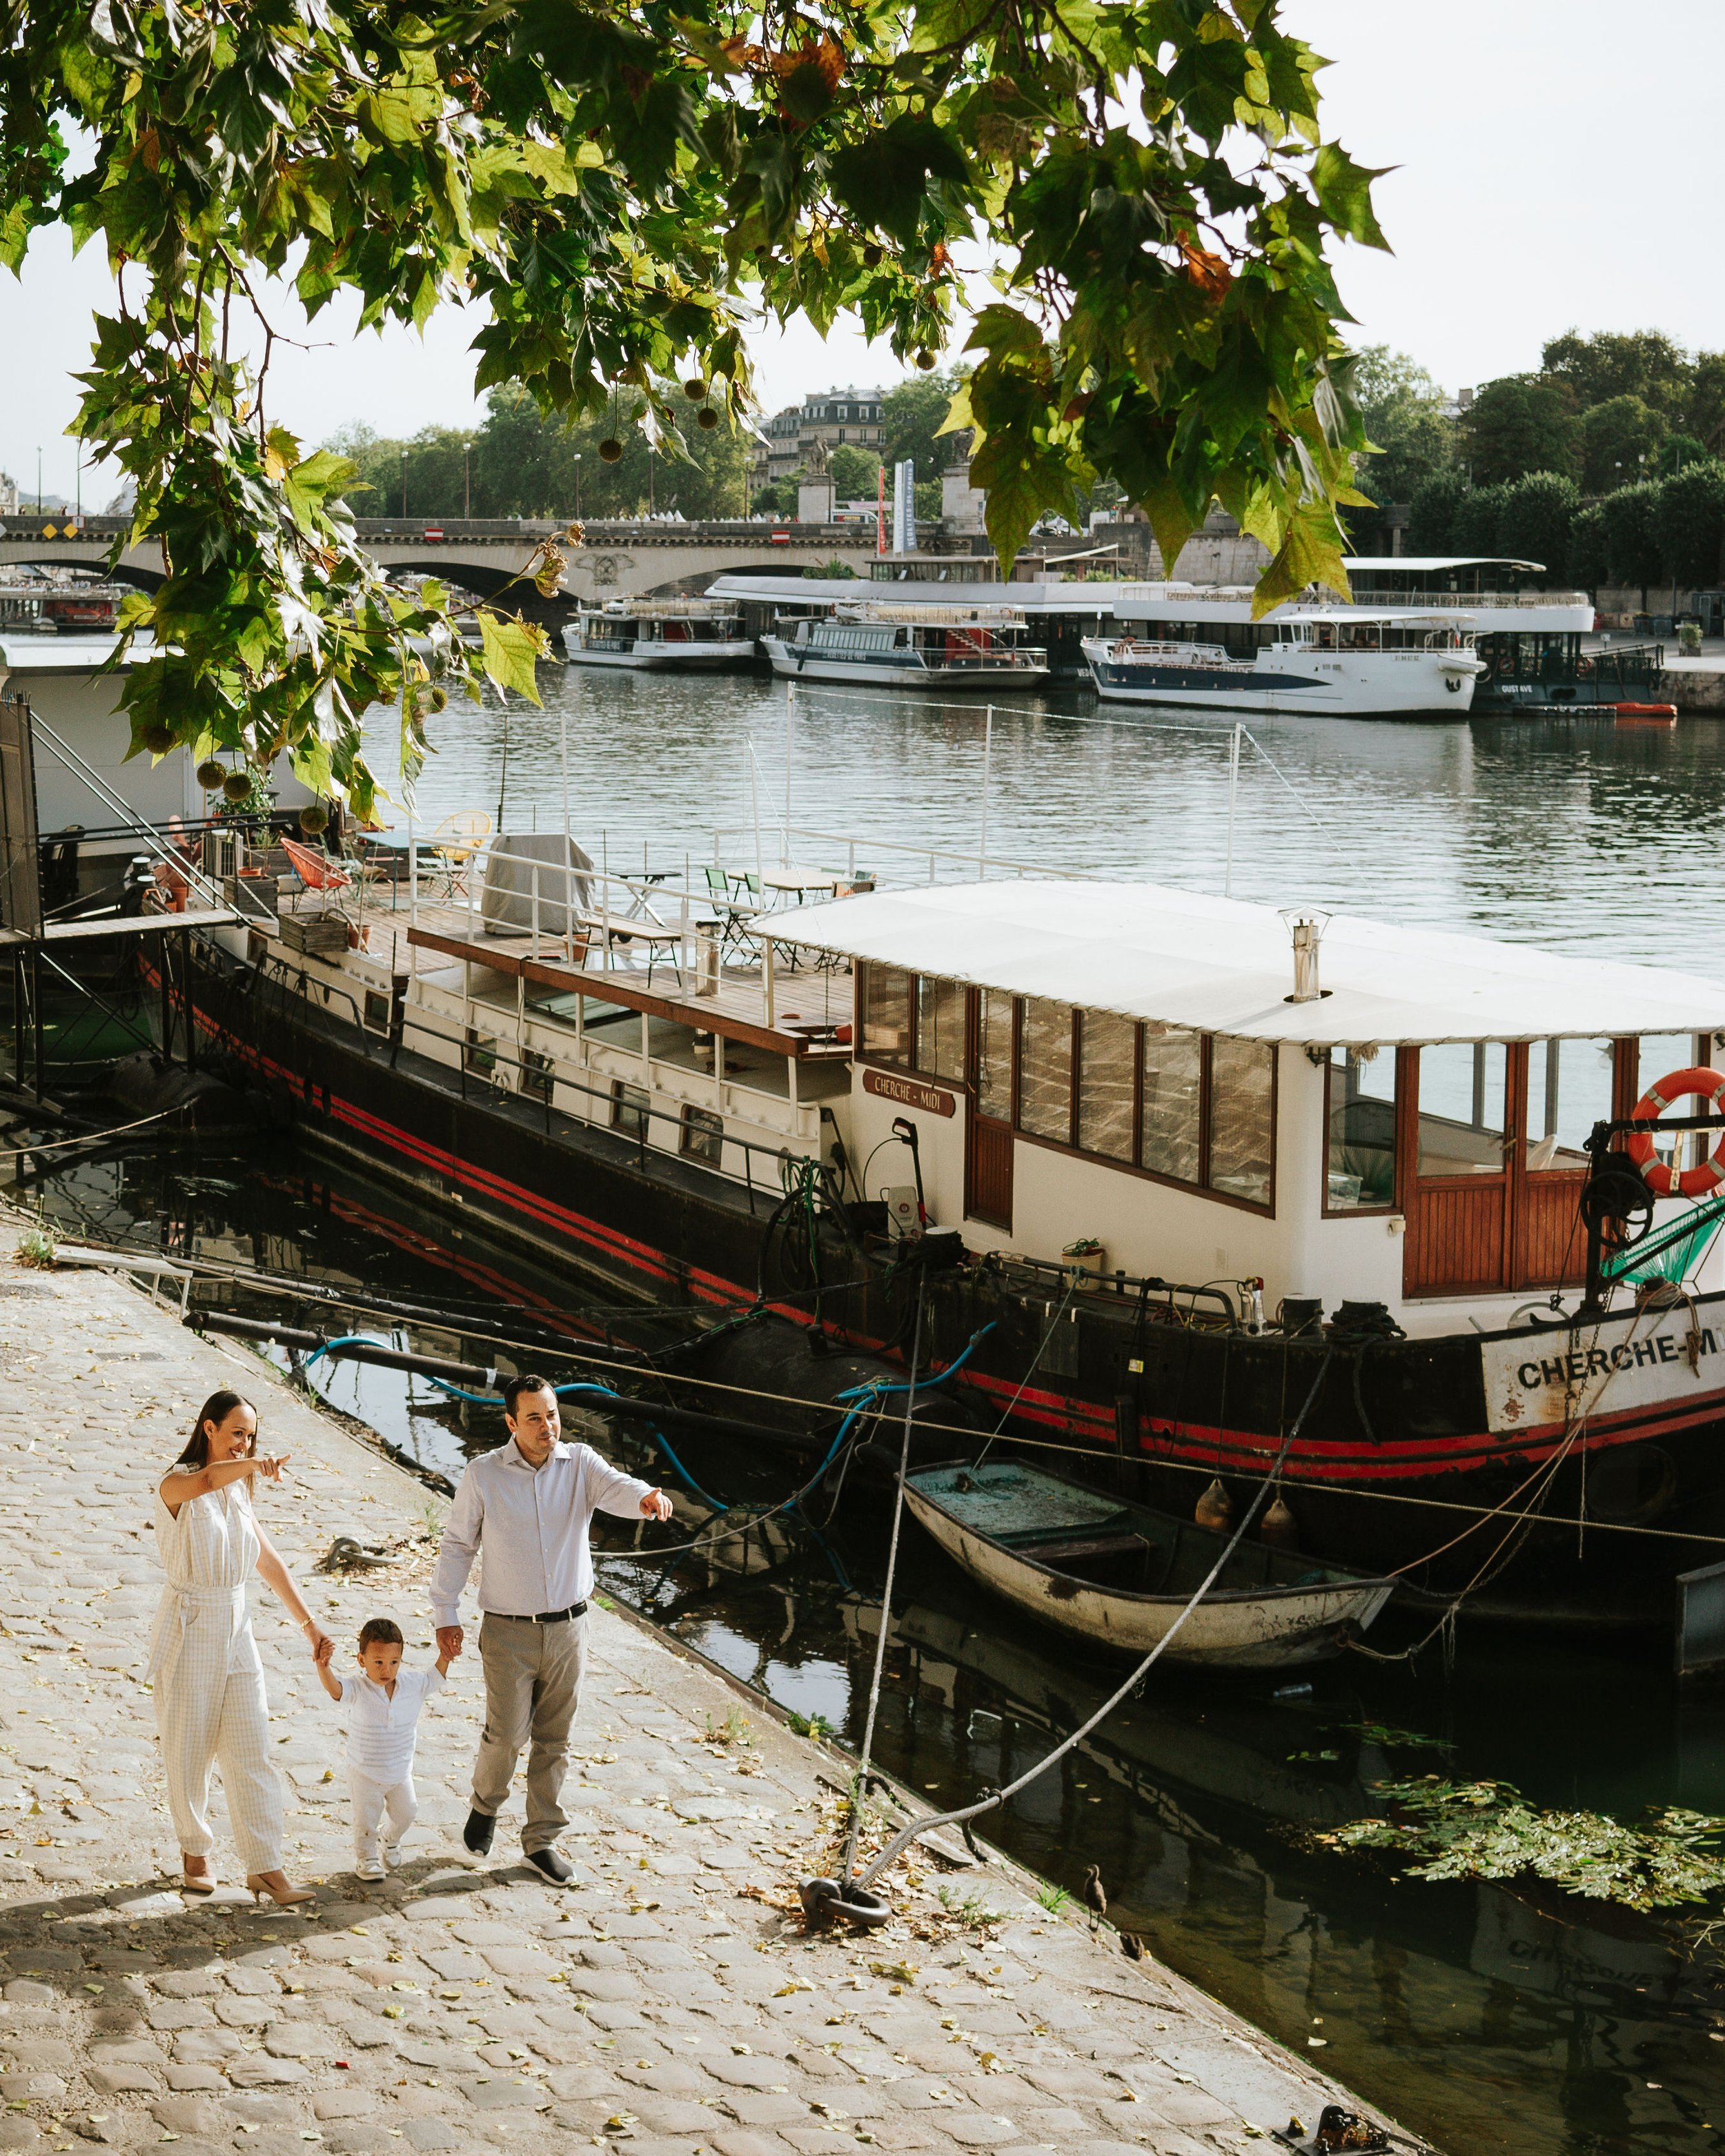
<box><xmin>784</xmin><ymin>881</ymin><xmax>1725</xmax><ymax>1047</ymax></box>
<box><xmin>1343</xmin><ymin>556</ymin><xmax>1546</xmax><ymax>574</ymax></box>
<box><xmin>709</xmin><ymin>573</ymin><xmax>1113</xmax><ymax>617</ymax></box>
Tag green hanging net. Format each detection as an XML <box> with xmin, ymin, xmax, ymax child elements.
<box><xmin>1602</xmin><ymin>1201</ymin><xmax>1725</xmax><ymax>1289</ymax></box>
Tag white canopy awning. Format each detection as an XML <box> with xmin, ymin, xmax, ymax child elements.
<box><xmin>781</xmin><ymin>882</ymin><xmax>1725</xmax><ymax>1047</ymax></box>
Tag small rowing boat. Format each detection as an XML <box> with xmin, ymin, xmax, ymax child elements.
<box><xmin>902</xmin><ymin>1459</ymin><xmax>1394</xmax><ymax>1668</ymax></box>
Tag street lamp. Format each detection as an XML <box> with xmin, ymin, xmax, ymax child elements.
<box><xmin>572</xmin><ymin>452</ymin><xmax>581</xmax><ymax>522</ymax></box>
<box><xmin>463</xmin><ymin>442</ymin><xmax>471</xmax><ymax>520</ymax></box>
<box><xmin>400</xmin><ymin>446</ymin><xmax>408</xmax><ymax>520</ymax></box>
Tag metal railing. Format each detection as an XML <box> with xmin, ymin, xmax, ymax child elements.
<box><xmin>244</xmin><ymin>947</ymin><xmax>818</xmax><ymax>1214</ymax></box>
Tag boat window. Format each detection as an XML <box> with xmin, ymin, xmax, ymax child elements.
<box><xmin>1140</xmin><ymin>1022</ymin><xmax>1203</xmax><ymax>1184</ymax></box>
<box><xmin>859</xmin><ymin>962</ymin><xmax>911</xmax><ymax>1065</ymax></box>
<box><xmin>916</xmin><ymin>976</ymin><xmax>967</xmax><ymax>1083</ymax></box>
<box><xmin>1633</xmin><ymin>1032</ymin><xmax>1709</xmax><ymax>1179</ymax></box>
<box><xmin>1325</xmin><ymin>1046</ymin><xmax>1395</xmax><ymax>1211</ymax></box>
<box><xmin>1525</xmin><ymin>1038</ymin><xmax>1615</xmax><ymax>1170</ymax></box>
<box><xmin>1209</xmin><ymin>1037</ymin><xmax>1274</xmax><ymax>1205</ymax></box>
<box><xmin>680</xmin><ymin>1105</ymin><xmax>724</xmax><ymax>1165</ymax></box>
<box><xmin>520</xmin><ymin>1047</ymin><xmax>554</xmax><ymax>1104</ymax></box>
<box><xmin>1076</xmin><ymin>1010</ymin><xmax>1136</xmax><ymax>1161</ymax></box>
<box><xmin>611</xmin><ymin>1080</ymin><xmax>650</xmax><ymax>1141</ymax></box>
<box><xmin>1417</xmin><ymin>1042</ymin><xmax>1507</xmax><ymax>1176</ymax></box>
<box><xmin>976</xmin><ymin>989</ymin><xmax>1014</xmax><ymax>1120</ymax></box>
<box><xmin>1017</xmin><ymin>998</ymin><xmax>1074</xmax><ymax>1142</ymax></box>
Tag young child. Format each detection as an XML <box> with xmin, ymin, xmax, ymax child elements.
<box><xmin>318</xmin><ymin>1617</ymin><xmax>451</xmax><ymax>1881</ymax></box>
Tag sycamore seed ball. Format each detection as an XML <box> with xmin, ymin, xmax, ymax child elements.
<box><xmin>862</xmin><ymin>244</ymin><xmax>883</xmax><ymax>268</ymax></box>
<box><xmin>221</xmin><ymin>772</ymin><xmax>253</xmax><ymax>803</ymax></box>
<box><xmin>684</xmin><ymin>377</ymin><xmax>707</xmax><ymax>400</ymax></box>
<box><xmin>915</xmin><ymin>349</ymin><xmax>936</xmax><ymax>371</ymax></box>
<box><xmin>598</xmin><ymin>438</ymin><xmax>624</xmax><ymax>464</ymax></box>
<box><xmin>298</xmin><ymin>803</ymin><xmax>330</xmax><ymax>835</ymax></box>
<box><xmin>697</xmin><ymin>406</ymin><xmax>718</xmax><ymax>430</ymax></box>
<box><xmin>142</xmin><ymin>724</ymin><xmax>175</xmax><ymax>756</ymax></box>
<box><xmin>195</xmin><ymin>759</ymin><xmax>227</xmax><ymax>791</ymax></box>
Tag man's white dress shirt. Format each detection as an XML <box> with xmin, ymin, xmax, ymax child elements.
<box><xmin>430</xmin><ymin>1437</ymin><xmax>654</xmax><ymax>1628</ymax></box>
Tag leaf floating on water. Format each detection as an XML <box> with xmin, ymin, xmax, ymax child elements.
<box><xmin>1317</xmin><ymin>1776</ymin><xmax>1725</xmax><ymax>1910</ymax></box>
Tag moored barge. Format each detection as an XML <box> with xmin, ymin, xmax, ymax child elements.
<box><xmin>168</xmin><ymin>842</ymin><xmax>1725</xmax><ymax>1626</ymax></box>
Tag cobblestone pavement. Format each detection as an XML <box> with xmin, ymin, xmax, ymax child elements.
<box><xmin>0</xmin><ymin>1248</ymin><xmax>1406</xmax><ymax>2156</ymax></box>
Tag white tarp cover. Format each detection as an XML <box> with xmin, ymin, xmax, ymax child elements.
<box><xmin>478</xmin><ymin>832</ymin><xmax>594</xmax><ymax>937</ymax></box>
<box><xmin>780</xmin><ymin>881</ymin><xmax>1725</xmax><ymax>1047</ymax></box>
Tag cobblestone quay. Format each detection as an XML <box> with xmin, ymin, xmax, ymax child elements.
<box><xmin>0</xmin><ymin>1245</ymin><xmax>1412</xmax><ymax>2156</ymax></box>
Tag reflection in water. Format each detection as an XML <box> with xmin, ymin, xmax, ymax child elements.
<box><xmin>20</xmin><ymin>677</ymin><xmax>1725</xmax><ymax>2154</ymax></box>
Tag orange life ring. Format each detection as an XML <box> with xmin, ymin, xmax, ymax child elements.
<box><xmin>1624</xmin><ymin>1066</ymin><xmax>1725</xmax><ymax>1196</ymax></box>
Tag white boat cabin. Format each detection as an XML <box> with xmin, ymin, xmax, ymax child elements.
<box><xmin>785</xmin><ymin>883</ymin><xmax>1725</xmax><ymax>1337</ymax></box>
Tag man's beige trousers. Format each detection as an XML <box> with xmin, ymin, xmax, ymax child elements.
<box><xmin>473</xmin><ymin>1611</ymin><xmax>586</xmax><ymax>1852</ymax></box>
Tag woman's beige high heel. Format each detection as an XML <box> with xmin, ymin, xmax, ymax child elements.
<box><xmin>180</xmin><ymin>1855</ymin><xmax>215</xmax><ymax>1896</ymax></box>
<box><xmin>246</xmin><ymin>1872</ymin><xmax>316</xmax><ymax>1908</ymax></box>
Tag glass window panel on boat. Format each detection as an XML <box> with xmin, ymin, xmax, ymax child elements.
<box><xmin>1209</xmin><ymin>1037</ymin><xmax>1274</xmax><ymax>1207</ymax></box>
<box><xmin>1140</xmin><ymin>1022</ymin><xmax>1203</xmax><ymax>1185</ymax></box>
<box><xmin>1077</xmin><ymin>1009</ymin><xmax>1136</xmax><ymax>1162</ymax></box>
<box><xmin>976</xmin><ymin>989</ymin><xmax>1014</xmax><ymax>1120</ymax></box>
<box><xmin>612</xmin><ymin>1080</ymin><xmax>650</xmax><ymax>1141</ymax></box>
<box><xmin>1635</xmin><ymin>1031</ymin><xmax>1710</xmax><ymax>1178</ymax></box>
<box><xmin>860</xmin><ymin>964</ymin><xmax>912</xmax><ymax>1065</ymax></box>
<box><xmin>1525</xmin><ymin>1038</ymin><xmax>1615</xmax><ymax>1170</ymax></box>
<box><xmin>1017</xmin><ymin>998</ymin><xmax>1074</xmax><ymax>1141</ymax></box>
<box><xmin>916</xmin><ymin>976</ymin><xmax>967</xmax><ymax>1083</ymax></box>
<box><xmin>680</xmin><ymin>1105</ymin><xmax>724</xmax><ymax>1165</ymax></box>
<box><xmin>1326</xmin><ymin>1046</ymin><xmax>1395</xmax><ymax>1210</ymax></box>
<box><xmin>1417</xmin><ymin>1041</ymin><xmax>1507</xmax><ymax>1176</ymax></box>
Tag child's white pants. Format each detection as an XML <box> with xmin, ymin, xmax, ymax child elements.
<box><xmin>348</xmin><ymin>1767</ymin><xmax>417</xmax><ymax>1861</ymax></box>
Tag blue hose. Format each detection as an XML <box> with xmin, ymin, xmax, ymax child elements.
<box><xmin>832</xmin><ymin>1322</ymin><xmax>995</xmax><ymax>1405</ymax></box>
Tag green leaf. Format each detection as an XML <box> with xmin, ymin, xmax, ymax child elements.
<box><xmin>828</xmin><ymin>116</ymin><xmax>971</xmax><ymax>246</ymax></box>
<box><xmin>1310</xmin><ymin>143</ymin><xmax>1391</xmax><ymax>250</ymax></box>
<box><xmin>475</xmin><ymin>611</ymin><xmax>546</xmax><ymax>704</ymax></box>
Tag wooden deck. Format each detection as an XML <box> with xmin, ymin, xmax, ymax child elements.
<box><xmin>397</xmin><ymin>907</ymin><xmax>853</xmax><ymax>1059</ymax></box>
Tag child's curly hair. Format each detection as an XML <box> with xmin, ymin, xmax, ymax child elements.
<box><xmin>357</xmin><ymin>1618</ymin><xmax>404</xmax><ymax>1650</ymax></box>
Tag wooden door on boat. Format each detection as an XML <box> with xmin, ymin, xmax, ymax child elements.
<box><xmin>1401</xmin><ymin>1038</ymin><xmax>1633</xmax><ymax>1296</ymax></box>
<box><xmin>1399</xmin><ymin>1041</ymin><xmax>1513</xmax><ymax>1295</ymax></box>
<box><xmin>965</xmin><ymin>986</ymin><xmax>1014</xmax><ymax>1230</ymax></box>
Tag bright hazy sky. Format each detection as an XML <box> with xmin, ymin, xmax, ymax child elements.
<box><xmin>4</xmin><ymin>0</ymin><xmax>1720</xmax><ymax>504</ymax></box>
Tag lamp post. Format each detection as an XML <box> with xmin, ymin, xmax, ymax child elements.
<box><xmin>35</xmin><ymin>446</ymin><xmax>41</xmax><ymax>515</ymax></box>
<box><xmin>400</xmin><ymin>446</ymin><xmax>407</xmax><ymax>520</ymax></box>
<box><xmin>572</xmin><ymin>452</ymin><xmax>581</xmax><ymax>522</ymax></box>
<box><xmin>463</xmin><ymin>441</ymin><xmax>471</xmax><ymax>520</ymax></box>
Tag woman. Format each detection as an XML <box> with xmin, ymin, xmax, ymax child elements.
<box><xmin>150</xmin><ymin>1387</ymin><xmax>333</xmax><ymax>1902</ymax></box>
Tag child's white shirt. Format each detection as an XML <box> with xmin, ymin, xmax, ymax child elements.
<box><xmin>337</xmin><ymin>1665</ymin><xmax>445</xmax><ymax>1783</ymax></box>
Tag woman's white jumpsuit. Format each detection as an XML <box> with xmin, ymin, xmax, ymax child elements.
<box><xmin>147</xmin><ymin>1481</ymin><xmax>285</xmax><ymax>1871</ymax></box>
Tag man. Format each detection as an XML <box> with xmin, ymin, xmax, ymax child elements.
<box><xmin>430</xmin><ymin>1375</ymin><xmax>673</xmax><ymax>1884</ymax></box>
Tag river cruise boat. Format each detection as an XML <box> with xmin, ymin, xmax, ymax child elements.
<box><xmin>1082</xmin><ymin>611</ymin><xmax>1486</xmax><ymax>716</ymax></box>
<box><xmin>760</xmin><ymin>601</ymin><xmax>1050</xmax><ymax>689</ymax></box>
<box><xmin>157</xmin><ymin>820</ymin><xmax>1725</xmax><ymax>1631</ymax></box>
<box><xmin>562</xmin><ymin>597</ymin><xmax>756</xmax><ymax>671</ymax></box>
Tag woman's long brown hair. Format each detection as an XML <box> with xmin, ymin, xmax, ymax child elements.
<box><xmin>173</xmin><ymin>1389</ymin><xmax>257</xmax><ymax>1470</ymax></box>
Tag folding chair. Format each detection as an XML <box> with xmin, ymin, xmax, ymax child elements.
<box><xmin>430</xmin><ymin>811</ymin><xmax>493</xmax><ymax>901</ymax></box>
<box><xmin>279</xmin><ymin>834</ymin><xmax>355</xmax><ymax>916</ymax></box>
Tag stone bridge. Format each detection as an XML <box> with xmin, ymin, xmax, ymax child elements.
<box><xmin>0</xmin><ymin>514</ymin><xmax>892</xmax><ymax>623</ymax></box>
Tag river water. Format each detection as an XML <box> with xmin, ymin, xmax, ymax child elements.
<box><xmin>18</xmin><ymin>669</ymin><xmax>1725</xmax><ymax>2155</ymax></box>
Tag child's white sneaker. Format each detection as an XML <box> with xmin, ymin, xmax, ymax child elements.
<box><xmin>383</xmin><ymin>1843</ymin><xmax>405</xmax><ymax>1868</ymax></box>
<box><xmin>355</xmin><ymin>1857</ymin><xmax>386</xmax><ymax>1882</ymax></box>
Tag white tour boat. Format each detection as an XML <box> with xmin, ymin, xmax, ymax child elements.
<box><xmin>761</xmin><ymin>601</ymin><xmax>1050</xmax><ymax>690</ymax></box>
<box><xmin>1083</xmin><ymin>609</ymin><xmax>1486</xmax><ymax>715</ymax></box>
<box><xmin>562</xmin><ymin>597</ymin><xmax>757</xmax><ymax>671</ymax></box>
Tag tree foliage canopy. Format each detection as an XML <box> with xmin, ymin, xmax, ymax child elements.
<box><xmin>1460</xmin><ymin>375</ymin><xmax>1580</xmax><ymax>487</ymax></box>
<box><xmin>1348</xmin><ymin>343</ymin><xmax>1455</xmax><ymax>503</ymax></box>
<box><xmin>2</xmin><ymin>0</ymin><xmax>1382</xmax><ymax>809</ymax></box>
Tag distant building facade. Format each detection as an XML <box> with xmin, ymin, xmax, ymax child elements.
<box><xmin>762</xmin><ymin>388</ymin><xmax>887</xmax><ymax>484</ymax></box>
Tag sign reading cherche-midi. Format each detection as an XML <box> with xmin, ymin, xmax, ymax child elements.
<box><xmin>862</xmin><ymin>1069</ymin><xmax>957</xmax><ymax>1118</ymax></box>
<box><xmin>1481</xmin><ymin>1305</ymin><xmax>1725</xmax><ymax>1434</ymax></box>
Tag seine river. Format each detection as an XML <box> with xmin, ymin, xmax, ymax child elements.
<box><xmin>22</xmin><ymin>666</ymin><xmax>1725</xmax><ymax>2156</ymax></box>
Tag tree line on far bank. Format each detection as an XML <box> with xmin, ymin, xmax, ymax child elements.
<box><xmin>1355</xmin><ymin>329</ymin><xmax>1725</xmax><ymax>594</ymax></box>
<box><xmin>327</xmin><ymin>375</ymin><xmax>967</xmax><ymax>526</ymax></box>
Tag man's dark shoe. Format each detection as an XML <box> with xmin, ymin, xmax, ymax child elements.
<box><xmin>524</xmin><ymin>1847</ymin><xmax>573</xmax><ymax>1886</ymax></box>
<box><xmin>463</xmin><ymin>1809</ymin><xmax>495</xmax><ymax>1856</ymax></box>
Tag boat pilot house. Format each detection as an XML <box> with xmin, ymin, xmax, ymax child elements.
<box><xmin>788</xmin><ymin>883</ymin><xmax>1725</xmax><ymax>1330</ymax></box>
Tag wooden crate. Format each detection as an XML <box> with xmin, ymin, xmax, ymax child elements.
<box><xmin>279</xmin><ymin>911</ymin><xmax>351</xmax><ymax>954</ymax></box>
